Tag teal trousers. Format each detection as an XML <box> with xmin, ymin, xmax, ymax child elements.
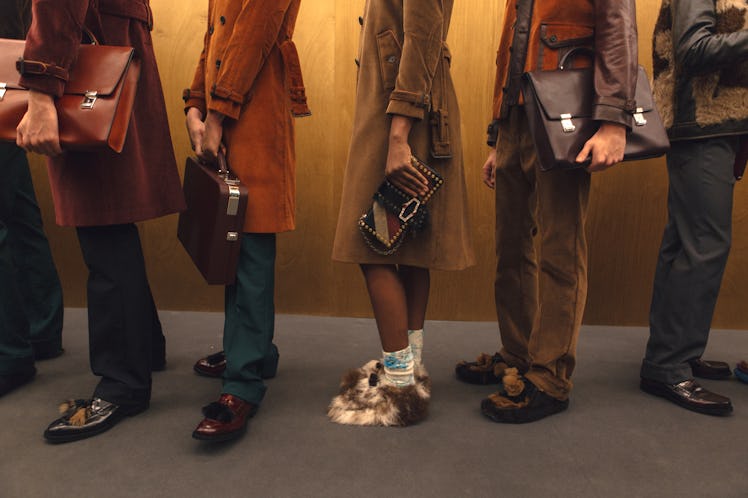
<box><xmin>222</xmin><ymin>233</ymin><xmax>278</xmax><ymax>405</ymax></box>
<box><xmin>0</xmin><ymin>144</ymin><xmax>63</xmax><ymax>375</ymax></box>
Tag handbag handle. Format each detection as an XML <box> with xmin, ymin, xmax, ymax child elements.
<box><xmin>558</xmin><ymin>46</ymin><xmax>595</xmax><ymax>71</ymax></box>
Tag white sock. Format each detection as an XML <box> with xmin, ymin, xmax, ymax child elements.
<box><xmin>382</xmin><ymin>346</ymin><xmax>415</xmax><ymax>387</ymax></box>
<box><xmin>408</xmin><ymin>329</ymin><xmax>424</xmax><ymax>365</ymax></box>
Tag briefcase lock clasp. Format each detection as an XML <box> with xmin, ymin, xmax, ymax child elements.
<box><xmin>0</xmin><ymin>83</ymin><xmax>6</xmax><ymax>101</ymax></box>
<box><xmin>82</xmin><ymin>91</ymin><xmax>98</xmax><ymax>109</ymax></box>
<box><xmin>226</xmin><ymin>232</ymin><xmax>239</xmax><ymax>242</ymax></box>
<box><xmin>560</xmin><ymin>114</ymin><xmax>575</xmax><ymax>133</ymax></box>
<box><xmin>226</xmin><ymin>185</ymin><xmax>241</xmax><ymax>216</ymax></box>
<box><xmin>633</xmin><ymin>108</ymin><xmax>647</xmax><ymax>127</ymax></box>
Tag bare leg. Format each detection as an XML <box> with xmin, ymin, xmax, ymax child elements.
<box><xmin>399</xmin><ymin>265</ymin><xmax>430</xmax><ymax>330</ymax></box>
<box><xmin>361</xmin><ymin>264</ymin><xmax>409</xmax><ymax>352</ymax></box>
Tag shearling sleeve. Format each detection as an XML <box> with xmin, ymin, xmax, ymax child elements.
<box><xmin>18</xmin><ymin>0</ymin><xmax>89</xmax><ymax>97</ymax></box>
<box><xmin>386</xmin><ymin>0</ymin><xmax>445</xmax><ymax>120</ymax></box>
<box><xmin>592</xmin><ymin>0</ymin><xmax>638</xmax><ymax>127</ymax></box>
<box><xmin>208</xmin><ymin>0</ymin><xmax>293</xmax><ymax>120</ymax></box>
<box><xmin>184</xmin><ymin>29</ymin><xmax>209</xmax><ymax>117</ymax></box>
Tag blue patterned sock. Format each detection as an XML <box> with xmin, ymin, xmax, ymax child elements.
<box><xmin>382</xmin><ymin>346</ymin><xmax>415</xmax><ymax>387</ymax></box>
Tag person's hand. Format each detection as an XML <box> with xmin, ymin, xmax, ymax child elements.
<box><xmin>17</xmin><ymin>90</ymin><xmax>62</xmax><ymax>156</ymax></box>
<box><xmin>576</xmin><ymin>122</ymin><xmax>626</xmax><ymax>173</ymax></box>
<box><xmin>385</xmin><ymin>115</ymin><xmax>427</xmax><ymax>197</ymax></box>
<box><xmin>199</xmin><ymin>111</ymin><xmax>225</xmax><ymax>163</ymax></box>
<box><xmin>185</xmin><ymin>107</ymin><xmax>206</xmax><ymax>156</ymax></box>
<box><xmin>482</xmin><ymin>147</ymin><xmax>497</xmax><ymax>189</ymax></box>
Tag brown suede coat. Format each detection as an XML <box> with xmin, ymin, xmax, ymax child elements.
<box><xmin>492</xmin><ymin>0</ymin><xmax>639</xmax><ymax>127</ymax></box>
<box><xmin>332</xmin><ymin>0</ymin><xmax>475</xmax><ymax>270</ymax></box>
<box><xmin>19</xmin><ymin>0</ymin><xmax>185</xmax><ymax>226</ymax></box>
<box><xmin>184</xmin><ymin>0</ymin><xmax>310</xmax><ymax>233</ymax></box>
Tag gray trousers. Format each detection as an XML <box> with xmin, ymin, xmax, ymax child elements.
<box><xmin>641</xmin><ymin>136</ymin><xmax>741</xmax><ymax>384</ymax></box>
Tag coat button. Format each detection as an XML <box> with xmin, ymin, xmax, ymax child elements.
<box><xmin>220</xmin><ymin>16</ymin><xmax>226</xmax><ymax>25</ymax></box>
<box><xmin>387</xmin><ymin>55</ymin><xmax>397</xmax><ymax>64</ymax></box>
<box><xmin>549</xmin><ymin>34</ymin><xmax>558</xmax><ymax>43</ymax></box>
<box><xmin>216</xmin><ymin>59</ymin><xmax>221</xmax><ymax>68</ymax></box>
<box><xmin>208</xmin><ymin>25</ymin><xmax>214</xmax><ymax>35</ymax></box>
<box><xmin>358</xmin><ymin>16</ymin><xmax>363</xmax><ymax>25</ymax></box>
<box><xmin>354</xmin><ymin>58</ymin><xmax>360</xmax><ymax>66</ymax></box>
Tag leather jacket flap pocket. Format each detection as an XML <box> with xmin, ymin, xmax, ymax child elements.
<box><xmin>538</xmin><ymin>23</ymin><xmax>593</xmax><ymax>71</ymax></box>
<box><xmin>376</xmin><ymin>30</ymin><xmax>402</xmax><ymax>92</ymax></box>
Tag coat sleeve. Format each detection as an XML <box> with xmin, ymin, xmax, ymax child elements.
<box><xmin>671</xmin><ymin>0</ymin><xmax>748</xmax><ymax>76</ymax></box>
<box><xmin>386</xmin><ymin>0</ymin><xmax>445</xmax><ymax>120</ymax></box>
<box><xmin>184</xmin><ymin>29</ymin><xmax>209</xmax><ymax>117</ymax></box>
<box><xmin>18</xmin><ymin>0</ymin><xmax>89</xmax><ymax>97</ymax></box>
<box><xmin>592</xmin><ymin>0</ymin><xmax>638</xmax><ymax>127</ymax></box>
<box><xmin>208</xmin><ymin>0</ymin><xmax>294</xmax><ymax>120</ymax></box>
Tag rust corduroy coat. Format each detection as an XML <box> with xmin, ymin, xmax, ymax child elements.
<box><xmin>19</xmin><ymin>0</ymin><xmax>185</xmax><ymax>227</ymax></box>
<box><xmin>332</xmin><ymin>0</ymin><xmax>475</xmax><ymax>271</ymax></box>
<box><xmin>184</xmin><ymin>0</ymin><xmax>310</xmax><ymax>234</ymax></box>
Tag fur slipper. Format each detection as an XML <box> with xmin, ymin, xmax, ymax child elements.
<box><xmin>327</xmin><ymin>360</ymin><xmax>431</xmax><ymax>426</ymax></box>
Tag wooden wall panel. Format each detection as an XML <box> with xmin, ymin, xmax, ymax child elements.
<box><xmin>26</xmin><ymin>0</ymin><xmax>748</xmax><ymax>329</ymax></box>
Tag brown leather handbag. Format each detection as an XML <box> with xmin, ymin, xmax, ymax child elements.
<box><xmin>521</xmin><ymin>48</ymin><xmax>670</xmax><ymax>171</ymax></box>
<box><xmin>177</xmin><ymin>152</ymin><xmax>248</xmax><ymax>285</ymax></box>
<box><xmin>0</xmin><ymin>38</ymin><xmax>140</xmax><ymax>152</ymax></box>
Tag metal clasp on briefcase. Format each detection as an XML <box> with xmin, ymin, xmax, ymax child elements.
<box><xmin>226</xmin><ymin>183</ymin><xmax>241</xmax><ymax>216</ymax></box>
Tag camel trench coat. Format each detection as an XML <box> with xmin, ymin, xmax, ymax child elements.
<box><xmin>184</xmin><ymin>0</ymin><xmax>310</xmax><ymax>233</ymax></box>
<box><xmin>332</xmin><ymin>0</ymin><xmax>475</xmax><ymax>271</ymax></box>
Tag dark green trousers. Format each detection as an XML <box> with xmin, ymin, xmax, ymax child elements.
<box><xmin>0</xmin><ymin>144</ymin><xmax>63</xmax><ymax>376</ymax></box>
<box><xmin>222</xmin><ymin>233</ymin><xmax>278</xmax><ymax>405</ymax></box>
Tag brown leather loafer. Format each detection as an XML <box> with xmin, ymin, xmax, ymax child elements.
<box><xmin>689</xmin><ymin>358</ymin><xmax>731</xmax><ymax>380</ymax></box>
<box><xmin>192</xmin><ymin>394</ymin><xmax>257</xmax><ymax>442</ymax></box>
<box><xmin>640</xmin><ymin>378</ymin><xmax>733</xmax><ymax>416</ymax></box>
<box><xmin>193</xmin><ymin>351</ymin><xmax>227</xmax><ymax>377</ymax></box>
<box><xmin>193</xmin><ymin>345</ymin><xmax>279</xmax><ymax>379</ymax></box>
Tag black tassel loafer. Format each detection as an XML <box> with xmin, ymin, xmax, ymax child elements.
<box><xmin>44</xmin><ymin>398</ymin><xmax>148</xmax><ymax>444</ymax></box>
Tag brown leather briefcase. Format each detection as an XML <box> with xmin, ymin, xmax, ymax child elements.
<box><xmin>0</xmin><ymin>38</ymin><xmax>140</xmax><ymax>152</ymax></box>
<box><xmin>177</xmin><ymin>154</ymin><xmax>248</xmax><ymax>285</ymax></box>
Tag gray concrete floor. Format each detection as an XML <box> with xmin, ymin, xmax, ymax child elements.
<box><xmin>1</xmin><ymin>309</ymin><xmax>747</xmax><ymax>497</ymax></box>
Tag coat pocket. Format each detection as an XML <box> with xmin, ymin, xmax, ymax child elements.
<box><xmin>376</xmin><ymin>29</ymin><xmax>402</xmax><ymax>92</ymax></box>
<box><xmin>537</xmin><ymin>23</ymin><xmax>594</xmax><ymax>71</ymax></box>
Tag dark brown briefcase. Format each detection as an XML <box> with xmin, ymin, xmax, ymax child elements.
<box><xmin>177</xmin><ymin>154</ymin><xmax>248</xmax><ymax>285</ymax></box>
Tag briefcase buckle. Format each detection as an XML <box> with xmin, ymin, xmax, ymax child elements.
<box><xmin>633</xmin><ymin>108</ymin><xmax>647</xmax><ymax>127</ymax></box>
<box><xmin>82</xmin><ymin>91</ymin><xmax>98</xmax><ymax>109</ymax></box>
<box><xmin>226</xmin><ymin>232</ymin><xmax>239</xmax><ymax>242</ymax></box>
<box><xmin>560</xmin><ymin>114</ymin><xmax>576</xmax><ymax>133</ymax></box>
<box><xmin>0</xmin><ymin>83</ymin><xmax>6</xmax><ymax>101</ymax></box>
<box><xmin>227</xmin><ymin>185</ymin><xmax>241</xmax><ymax>216</ymax></box>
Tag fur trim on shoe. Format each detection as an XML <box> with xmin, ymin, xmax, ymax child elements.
<box><xmin>327</xmin><ymin>360</ymin><xmax>430</xmax><ymax>427</ymax></box>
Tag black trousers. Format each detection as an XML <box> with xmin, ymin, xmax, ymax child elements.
<box><xmin>0</xmin><ymin>144</ymin><xmax>63</xmax><ymax>376</ymax></box>
<box><xmin>641</xmin><ymin>136</ymin><xmax>740</xmax><ymax>384</ymax></box>
<box><xmin>76</xmin><ymin>223</ymin><xmax>164</xmax><ymax>407</ymax></box>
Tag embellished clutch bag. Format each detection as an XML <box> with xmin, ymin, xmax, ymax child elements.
<box><xmin>358</xmin><ymin>156</ymin><xmax>444</xmax><ymax>255</ymax></box>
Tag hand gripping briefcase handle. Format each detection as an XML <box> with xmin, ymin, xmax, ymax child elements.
<box><xmin>521</xmin><ymin>46</ymin><xmax>670</xmax><ymax>171</ymax></box>
<box><xmin>0</xmin><ymin>37</ymin><xmax>141</xmax><ymax>153</ymax></box>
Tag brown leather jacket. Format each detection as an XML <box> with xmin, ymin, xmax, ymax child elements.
<box><xmin>489</xmin><ymin>0</ymin><xmax>638</xmax><ymax>142</ymax></box>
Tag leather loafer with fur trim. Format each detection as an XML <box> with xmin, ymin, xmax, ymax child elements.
<box><xmin>44</xmin><ymin>398</ymin><xmax>148</xmax><ymax>444</ymax></box>
<box><xmin>192</xmin><ymin>394</ymin><xmax>257</xmax><ymax>442</ymax></box>
<box><xmin>328</xmin><ymin>360</ymin><xmax>431</xmax><ymax>427</ymax></box>
<box><xmin>455</xmin><ymin>352</ymin><xmax>509</xmax><ymax>385</ymax></box>
<box><xmin>480</xmin><ymin>369</ymin><xmax>568</xmax><ymax>424</ymax></box>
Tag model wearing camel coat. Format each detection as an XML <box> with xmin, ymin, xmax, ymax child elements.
<box><xmin>332</xmin><ymin>0</ymin><xmax>475</xmax><ymax>271</ymax></box>
<box><xmin>184</xmin><ymin>0</ymin><xmax>310</xmax><ymax>234</ymax></box>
